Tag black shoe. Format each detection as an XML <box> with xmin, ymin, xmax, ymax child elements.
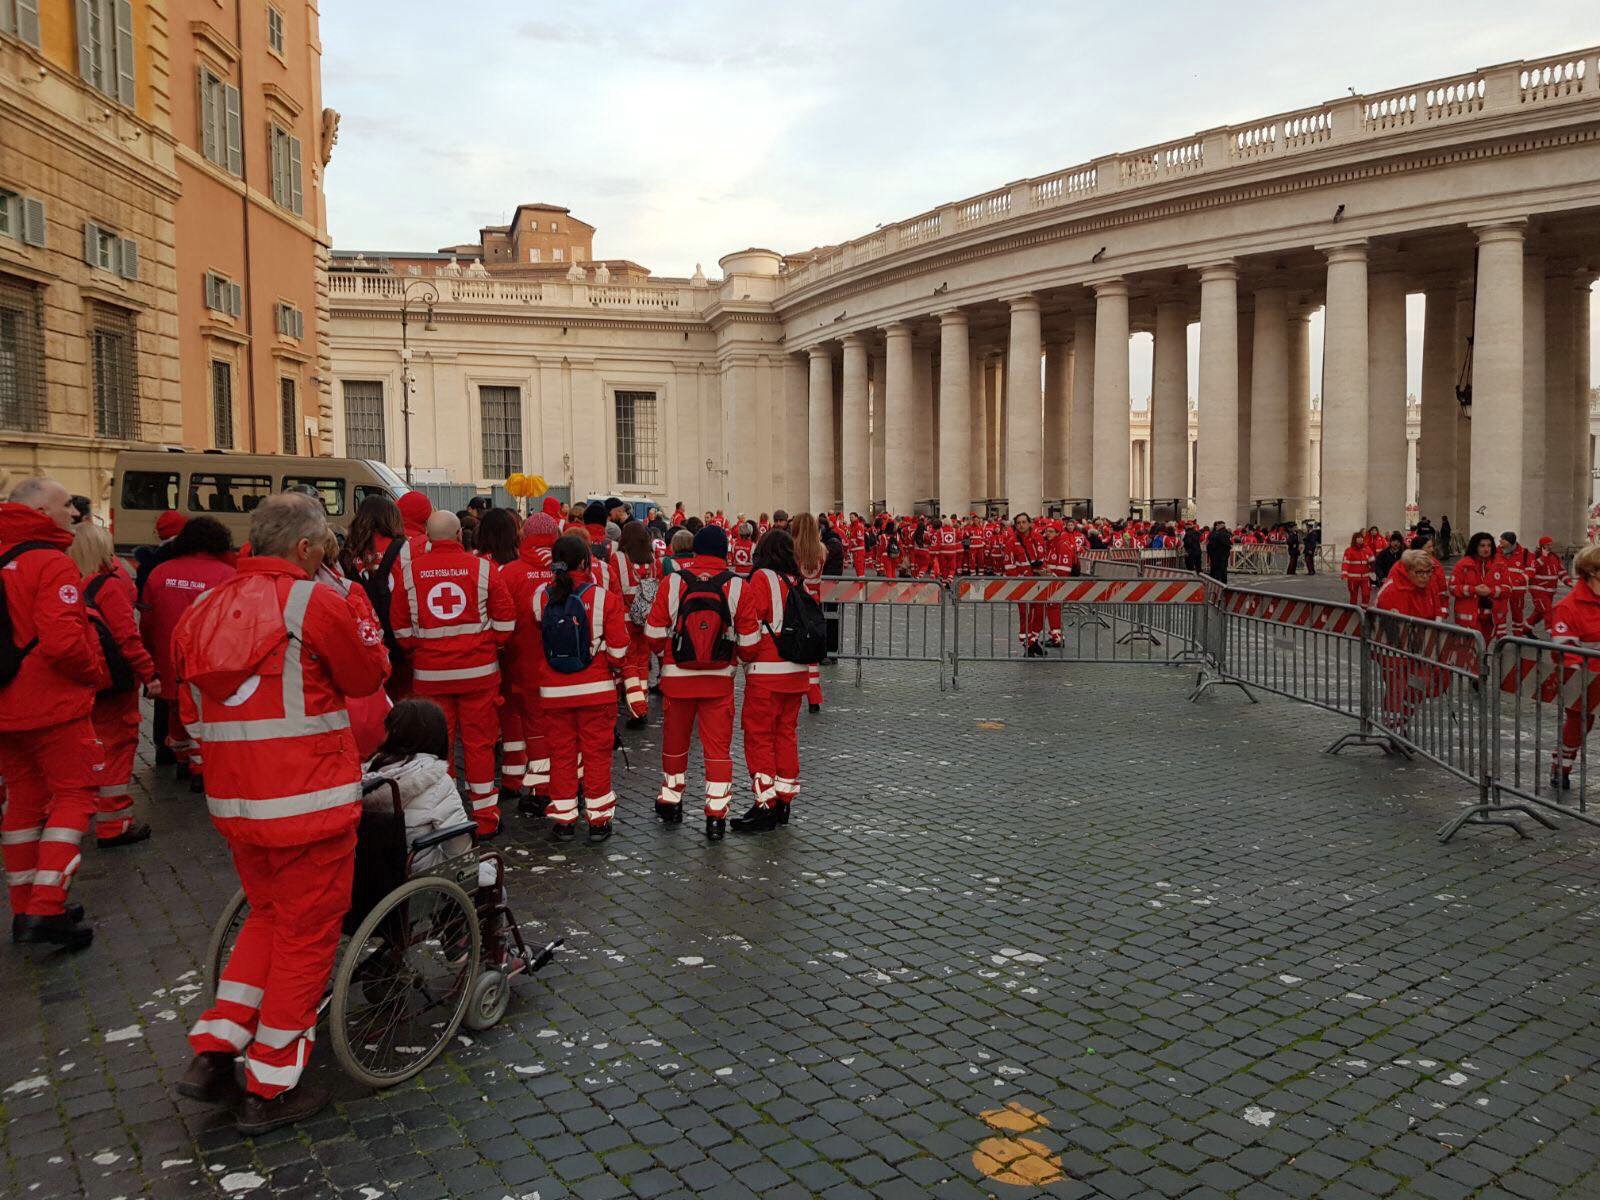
<box><xmin>235</xmin><ymin>1083</ymin><xmax>329</xmax><ymax>1136</ymax></box>
<box><xmin>549</xmin><ymin>823</ymin><xmax>576</xmax><ymax>843</ymax></box>
<box><xmin>176</xmin><ymin>1051</ymin><xmax>239</xmax><ymax>1103</ymax></box>
<box><xmin>96</xmin><ymin>823</ymin><xmax>151</xmax><ymax>849</ymax></box>
<box><xmin>189</xmin><ymin>775</ymin><xmax>205</xmax><ymax>794</ymax></box>
<box><xmin>519</xmin><ymin>792</ymin><xmax>548</xmax><ymax>818</ymax></box>
<box><xmin>730</xmin><ymin>804</ymin><xmax>778</xmax><ymax>834</ymax></box>
<box><xmin>625</xmin><ymin>715</ymin><xmax>648</xmax><ymax>730</ymax></box>
<box><xmin>499</xmin><ymin>786</ymin><xmax>523</xmax><ymax>806</ymax></box>
<box><xmin>775</xmin><ymin>800</ymin><xmax>791</xmax><ymax>826</ymax></box>
<box><xmin>705</xmin><ymin>816</ymin><xmax>726</xmax><ymax>842</ymax></box>
<box><xmin>808</xmin><ymin>703</ymin><xmax>821</xmax><ymax>714</ymax></box>
<box><xmin>155</xmin><ymin>744</ymin><xmax>177</xmax><ymax>767</ymax></box>
<box><xmin>12</xmin><ymin>913</ymin><xmax>92</xmax><ymax>951</ymax></box>
<box><xmin>1552</xmin><ymin>769</ymin><xmax>1572</xmax><ymax>792</ymax></box>
<box><xmin>655</xmin><ymin>801</ymin><xmax>682</xmax><ymax>824</ymax></box>
<box><xmin>1046</xmin><ymin>633</ymin><xmax>1063</xmax><ymax>648</ymax></box>
<box><xmin>587</xmin><ymin>821</ymin><xmax>613</xmax><ymax>843</ymax></box>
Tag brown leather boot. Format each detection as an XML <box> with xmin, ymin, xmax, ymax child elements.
<box><xmin>176</xmin><ymin>1052</ymin><xmax>238</xmax><ymax>1103</ymax></box>
<box><xmin>235</xmin><ymin>1083</ymin><xmax>330</xmax><ymax>1136</ymax></box>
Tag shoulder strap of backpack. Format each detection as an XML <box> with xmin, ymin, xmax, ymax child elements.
<box><xmin>83</xmin><ymin>571</ymin><xmax>112</xmax><ymax>610</ymax></box>
<box><xmin>0</xmin><ymin>540</ymin><xmax>59</xmax><ymax>571</ymax></box>
<box><xmin>371</xmin><ymin>535</ymin><xmax>405</xmax><ymax>582</ymax></box>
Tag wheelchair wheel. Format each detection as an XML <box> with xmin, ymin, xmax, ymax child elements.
<box><xmin>462</xmin><ymin>969</ymin><xmax>511</xmax><ymax>1032</ymax></box>
<box><xmin>204</xmin><ymin>888</ymin><xmax>250</xmax><ymax>1005</ymax></box>
<box><xmin>328</xmin><ymin>875</ymin><xmax>480</xmax><ymax>1089</ymax></box>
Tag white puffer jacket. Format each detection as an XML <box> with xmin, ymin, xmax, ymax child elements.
<box><xmin>362</xmin><ymin>753</ymin><xmax>473</xmax><ymax>870</ymax></box>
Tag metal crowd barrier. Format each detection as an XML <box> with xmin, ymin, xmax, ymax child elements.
<box><xmin>820</xmin><ymin>577</ymin><xmax>948</xmax><ymax>691</ymax></box>
<box><xmin>1228</xmin><ymin>544</ymin><xmax>1291</xmax><ymax>575</ymax></box>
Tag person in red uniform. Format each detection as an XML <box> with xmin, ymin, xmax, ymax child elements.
<box><xmin>1341</xmin><ymin>531</ymin><xmax>1374</xmax><ymax>606</ymax></box>
<box><xmin>1006</xmin><ymin>513</ymin><xmax>1048</xmax><ymax>656</ymax></box>
<box><xmin>728</xmin><ymin>521</ymin><xmax>756</xmax><ymax>576</ymax></box>
<box><xmin>612</xmin><ymin>521</ymin><xmax>661</xmax><ymax>727</ymax></box>
<box><xmin>141</xmin><ymin>517</ymin><xmax>236</xmax><ymax>789</ymax></box>
<box><xmin>1372</xmin><ymin>549</ymin><xmax>1447</xmax><ymax>735</ymax></box>
<box><xmin>1499</xmin><ymin>531</ymin><xmax>1535</xmax><ymax>637</ymax></box>
<box><xmin>645</xmin><ymin>525</ymin><xmax>743</xmax><ymax>840</ymax></box>
<box><xmin>499</xmin><ymin>512</ymin><xmax>560</xmax><ymax>814</ymax></box>
<box><xmin>396</xmin><ymin>489</ymin><xmax>433</xmax><ymax>550</ymax></box>
<box><xmin>935</xmin><ymin>517</ymin><xmax>961</xmax><ymax>582</ymax></box>
<box><xmin>1548</xmin><ymin>544</ymin><xmax>1600</xmax><ymax>789</ymax></box>
<box><xmin>1041</xmin><ymin>521</ymin><xmax>1078</xmax><ymax>648</ymax></box>
<box><xmin>175</xmin><ymin>493</ymin><xmax>389</xmax><ymax>1132</ymax></box>
<box><xmin>730</xmin><ymin>530</ymin><xmax>813</xmax><ymax>833</ymax></box>
<box><xmin>391</xmin><ymin>510</ymin><xmax>514</xmax><ymax>837</ymax></box>
<box><xmin>1448</xmin><ymin>532</ymin><xmax>1511</xmax><ymax>640</ymax></box>
<box><xmin>845</xmin><ymin>515</ymin><xmax>868</xmax><ymax>577</ymax></box>
<box><xmin>1530</xmin><ymin>536</ymin><xmax>1568</xmax><ymax>631</ymax></box>
<box><xmin>0</xmin><ymin>478</ymin><xmax>108</xmax><ymax>950</ymax></box>
<box><xmin>529</xmin><ymin>534</ymin><xmax>629</xmax><ymax>839</ymax></box>
<box><xmin>70</xmin><ymin>523</ymin><xmax>158</xmax><ymax>847</ymax></box>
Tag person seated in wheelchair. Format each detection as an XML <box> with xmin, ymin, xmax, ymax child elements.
<box><xmin>362</xmin><ymin>698</ymin><xmax>476</xmax><ymax>872</ymax></box>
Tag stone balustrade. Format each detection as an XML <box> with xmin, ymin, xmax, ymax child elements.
<box><xmin>777</xmin><ymin>47</ymin><xmax>1600</xmax><ymax>294</ymax></box>
<box><xmin>327</xmin><ymin>271</ymin><xmax>706</xmax><ymax>312</ymax></box>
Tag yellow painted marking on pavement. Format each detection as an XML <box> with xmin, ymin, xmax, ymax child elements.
<box><xmin>973</xmin><ymin>1102</ymin><xmax>1065</xmax><ymax>1186</ymax></box>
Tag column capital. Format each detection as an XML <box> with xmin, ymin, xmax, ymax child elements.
<box><xmin>1419</xmin><ymin>271</ymin><xmax>1464</xmax><ymax>294</ymax></box>
<box><xmin>1091</xmin><ymin>277</ymin><xmax>1128</xmax><ymax>298</ymax></box>
<box><xmin>1317</xmin><ymin>242</ymin><xmax>1368</xmax><ymax>263</ymax></box>
<box><xmin>806</xmin><ymin>344</ymin><xmax>833</xmax><ymax>361</ymax></box>
<box><xmin>1192</xmin><ymin>261</ymin><xmax>1237</xmax><ymax>282</ymax></box>
<box><xmin>882</xmin><ymin>321</ymin><xmax>913</xmax><ymax>338</ymax></box>
<box><xmin>841</xmin><ymin>332</ymin><xmax>868</xmax><ymax>350</ymax></box>
<box><xmin>1470</xmin><ymin>218</ymin><xmax>1529</xmax><ymax>243</ymax></box>
<box><xmin>935</xmin><ymin>309</ymin><xmax>968</xmax><ymax>327</ymax></box>
<box><xmin>1005</xmin><ymin>293</ymin><xmax>1041</xmax><ymax>312</ymax></box>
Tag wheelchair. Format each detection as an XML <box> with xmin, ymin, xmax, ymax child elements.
<box><xmin>203</xmin><ymin>780</ymin><xmax>560</xmax><ymax>1089</ymax></box>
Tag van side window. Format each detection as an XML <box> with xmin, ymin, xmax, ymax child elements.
<box><xmin>354</xmin><ymin>485</ymin><xmax>394</xmax><ymax>507</ymax></box>
<box><xmin>283</xmin><ymin>476</ymin><xmax>345</xmax><ymax>517</ymax></box>
<box><xmin>121</xmin><ymin>471</ymin><xmax>179</xmax><ymax>510</ymax></box>
<box><xmin>188</xmin><ymin>473</ymin><xmax>273</xmax><ymax>515</ymax></box>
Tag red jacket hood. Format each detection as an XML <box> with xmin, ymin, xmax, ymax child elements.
<box><xmin>519</xmin><ymin>528</ymin><xmax>558</xmax><ymax>563</ymax></box>
<box><xmin>397</xmin><ymin>491</ymin><xmax>433</xmax><ymax>537</ymax></box>
<box><xmin>176</xmin><ymin>557</ymin><xmax>307</xmax><ymax>702</ymax></box>
<box><xmin>0</xmin><ymin>504</ymin><xmax>72</xmax><ymax>550</ymax></box>
<box><xmin>681</xmin><ymin>555</ymin><xmax>730</xmax><ymax>575</ymax></box>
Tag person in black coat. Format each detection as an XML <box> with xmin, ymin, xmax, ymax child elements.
<box><xmin>1285</xmin><ymin>524</ymin><xmax>1302</xmax><ymax>575</ymax></box>
<box><xmin>820</xmin><ymin>517</ymin><xmax>846</xmax><ymax>659</ymax></box>
<box><xmin>1303</xmin><ymin>522</ymin><xmax>1321</xmax><ymax>574</ymax></box>
<box><xmin>1205</xmin><ymin>521</ymin><xmax>1232</xmax><ymax>583</ymax></box>
<box><xmin>1182</xmin><ymin>526</ymin><xmax>1203</xmax><ymax>573</ymax></box>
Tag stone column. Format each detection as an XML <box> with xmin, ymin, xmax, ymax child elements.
<box><xmin>1543</xmin><ymin>270</ymin><xmax>1575</xmax><ymax>542</ymax></box>
<box><xmin>1196</xmin><ymin>263</ymin><xmax>1240</xmax><ymax>526</ymax></box>
<box><xmin>1249</xmin><ymin>286</ymin><xmax>1289</xmax><ymax>511</ymax></box>
<box><xmin>1151</xmin><ymin>299</ymin><xmax>1189</xmax><ymax>503</ymax></box>
<box><xmin>783</xmin><ymin>353</ymin><xmax>810</xmax><ymax>511</ymax></box>
<box><xmin>807</xmin><ymin>345</ymin><xmax>836</xmax><ymax>513</ymax></box>
<box><xmin>1321</xmin><ymin>244</ymin><xmax>1370</xmax><ymax>542</ymax></box>
<box><xmin>913</xmin><ymin>341</ymin><xmax>936</xmax><ymax>500</ymax></box>
<box><xmin>1286</xmin><ymin>308</ymin><xmax>1310</xmax><ymax>516</ymax></box>
<box><xmin>1004</xmin><ymin>296</ymin><xmax>1043</xmax><ymax>516</ymax></box>
<box><xmin>1573</xmin><ymin>276</ymin><xmax>1594</xmax><ymax>544</ymax></box>
<box><xmin>1091</xmin><ymin>280</ymin><xmax>1130</xmax><ymax>519</ymax></box>
<box><xmin>1470</xmin><ymin>222</ymin><xmax>1526</xmax><ymax>536</ymax></box>
<box><xmin>989</xmin><ymin>355</ymin><xmax>1007</xmax><ymax>498</ymax></box>
<box><xmin>883</xmin><ymin>323</ymin><xmax>914</xmax><ymax>516</ymax></box>
<box><xmin>870</xmin><ymin>346</ymin><xmax>887</xmax><ymax>509</ymax></box>
<box><xmin>1366</xmin><ymin>271</ymin><xmax>1409</xmax><ymax>530</ymax></box>
<box><xmin>1236</xmin><ymin>303</ymin><xmax>1253</xmax><ymax>518</ymax></box>
<box><xmin>968</xmin><ymin>349</ymin><xmax>986</xmax><ymax>507</ymax></box>
<box><xmin>1069</xmin><ymin>312</ymin><xmax>1095</xmax><ymax>499</ymax></box>
<box><xmin>1042</xmin><ymin>338</ymin><xmax>1071</xmax><ymax>500</ymax></box>
<box><xmin>1418</xmin><ymin>281</ymin><xmax>1459</xmax><ymax>528</ymax></box>
<box><xmin>840</xmin><ymin>334</ymin><xmax>870</xmax><ymax>517</ymax></box>
<box><xmin>938</xmin><ymin>311</ymin><xmax>972</xmax><ymax>516</ymax></box>
<box><xmin>1455</xmin><ymin>288</ymin><xmax>1474</xmax><ymax>528</ymax></box>
<box><xmin>1521</xmin><ymin>256</ymin><xmax>1546</xmax><ymax>535</ymax></box>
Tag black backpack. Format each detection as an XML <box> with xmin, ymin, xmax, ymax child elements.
<box><xmin>0</xmin><ymin>542</ymin><xmax>57</xmax><ymax>687</ymax></box>
<box><xmin>541</xmin><ymin>583</ymin><xmax>598</xmax><ymax>674</ymax></box>
<box><xmin>84</xmin><ymin>573</ymin><xmax>136</xmax><ymax>696</ymax></box>
<box><xmin>355</xmin><ymin>537</ymin><xmax>406</xmax><ymax>650</ymax></box>
<box><xmin>766</xmin><ymin>573</ymin><xmax>826</xmax><ymax>665</ymax></box>
<box><xmin>670</xmin><ymin>571</ymin><xmax>736</xmax><ymax>668</ymax></box>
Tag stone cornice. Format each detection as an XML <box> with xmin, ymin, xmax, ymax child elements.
<box><xmin>331</xmin><ymin>306</ymin><xmax>710</xmax><ymax>336</ymax></box>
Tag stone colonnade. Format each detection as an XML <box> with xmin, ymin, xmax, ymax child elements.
<box><xmin>799</xmin><ymin>229</ymin><xmax>1594</xmax><ymax>543</ymax></box>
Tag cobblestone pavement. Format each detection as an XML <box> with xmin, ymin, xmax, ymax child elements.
<box><xmin>4</xmin><ymin>658</ymin><xmax>1600</xmax><ymax>1200</ymax></box>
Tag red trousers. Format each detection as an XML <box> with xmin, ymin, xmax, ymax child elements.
<box><xmin>1017</xmin><ymin>604</ymin><xmax>1044</xmax><ymax>643</ymax></box>
<box><xmin>91</xmin><ymin>691</ymin><xmax>142</xmax><ymax>840</ymax></box>
<box><xmin>806</xmin><ymin>665</ymin><xmax>823</xmax><ymax>708</ymax></box>
<box><xmin>936</xmin><ymin>554</ymin><xmax>958</xmax><ymax>581</ymax></box>
<box><xmin>1532</xmin><ymin>589</ymin><xmax>1556</xmax><ymax>631</ymax></box>
<box><xmin>742</xmin><ymin>686</ymin><xmax>801</xmax><ymax>810</ymax></box>
<box><xmin>189</xmin><ymin>828</ymin><xmax>355</xmax><ymax>1099</ymax></box>
<box><xmin>622</xmin><ymin>626</ymin><xmax>651</xmax><ymax>717</ymax></box>
<box><xmin>0</xmin><ymin>717</ymin><xmax>100</xmax><ymax>917</ymax></box>
<box><xmin>498</xmin><ymin>686</ymin><xmax>525</xmax><ymax>792</ymax></box>
<box><xmin>1346</xmin><ymin>580</ymin><xmax>1373</xmax><ymax>606</ymax></box>
<box><xmin>545</xmin><ymin>704</ymin><xmax>614</xmax><ymax>827</ymax></box>
<box><xmin>166</xmin><ymin>700</ymin><xmax>200</xmax><ymax>775</ymax></box>
<box><xmin>1044</xmin><ymin>604</ymin><xmax>1063</xmax><ymax>638</ymax></box>
<box><xmin>659</xmin><ymin>692</ymin><xmax>734</xmax><ymax>817</ymax></box>
<box><xmin>423</xmin><ymin>688</ymin><xmax>501</xmax><ymax>835</ymax></box>
<box><xmin>851</xmin><ymin>551</ymin><xmax>867</xmax><ymax>577</ymax></box>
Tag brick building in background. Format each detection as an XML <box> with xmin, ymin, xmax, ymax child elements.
<box><xmin>0</xmin><ymin>0</ymin><xmax>332</xmax><ymax>513</ymax></box>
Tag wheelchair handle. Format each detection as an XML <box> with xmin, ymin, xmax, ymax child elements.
<box><xmin>410</xmin><ymin>822</ymin><xmax>477</xmax><ymax>853</ymax></box>
<box><xmin>361</xmin><ymin>777</ymin><xmax>404</xmax><ymax>818</ymax></box>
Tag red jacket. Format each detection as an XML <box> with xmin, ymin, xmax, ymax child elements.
<box><xmin>735</xmin><ymin>568</ymin><xmax>810</xmax><ymax>694</ymax></box>
<box><xmin>609</xmin><ymin>554</ymin><xmax>660</xmax><ymax>629</ymax></box>
<box><xmin>1499</xmin><ymin>545</ymin><xmax>1533</xmax><ymax>592</ymax></box>
<box><xmin>501</xmin><ymin>529</ymin><xmax>557</xmax><ymax>690</ymax></box>
<box><xmin>1549</xmin><ymin>581</ymin><xmax>1600</xmax><ymax>655</ymax></box>
<box><xmin>1341</xmin><ymin>546</ymin><xmax>1373</xmax><ymax>584</ymax></box>
<box><xmin>1448</xmin><ymin>555</ymin><xmax>1511</xmax><ymax>630</ymax></box>
<box><xmin>1042</xmin><ymin>536</ymin><xmax>1078</xmax><ymax>577</ymax></box>
<box><xmin>644</xmin><ymin>555</ymin><xmax>744</xmax><ymax>698</ymax></box>
<box><xmin>392</xmin><ymin>540</ymin><xmax>514</xmax><ymax>694</ymax></box>
<box><xmin>529</xmin><ymin>570</ymin><xmax>629</xmax><ymax>707</ymax></box>
<box><xmin>85</xmin><ymin>564</ymin><xmax>156</xmax><ymax>687</ymax></box>
<box><xmin>1532</xmin><ymin>549</ymin><xmax>1568</xmax><ymax>594</ymax></box>
<box><xmin>936</xmin><ymin>527</ymin><xmax>960</xmax><ymax>556</ymax></box>
<box><xmin>174</xmin><ymin>557</ymin><xmax>390</xmax><ymax>847</ymax></box>
<box><xmin>729</xmin><ymin>537</ymin><xmax>755</xmax><ymax>575</ymax></box>
<box><xmin>1005</xmin><ymin>530</ymin><xmax>1046</xmax><ymax>576</ymax></box>
<box><xmin>0</xmin><ymin>505</ymin><xmax>105</xmax><ymax>730</ymax></box>
<box><xmin>1375</xmin><ymin>568</ymin><xmax>1441</xmax><ymax>621</ymax></box>
<box><xmin>141</xmin><ymin>552</ymin><xmax>237</xmax><ymax>693</ymax></box>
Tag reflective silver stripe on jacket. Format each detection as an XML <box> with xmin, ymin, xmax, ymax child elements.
<box><xmin>208</xmin><ymin>781</ymin><xmax>360</xmax><ymax>822</ymax></box>
<box><xmin>414</xmin><ymin>661</ymin><xmax>500</xmax><ymax>682</ymax></box>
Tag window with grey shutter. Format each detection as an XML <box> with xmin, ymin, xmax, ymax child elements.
<box><xmin>267</xmin><ymin>5</ymin><xmax>284</xmax><ymax>54</ymax></box>
<box><xmin>83</xmin><ymin>220</ymin><xmax>119</xmax><ymax>272</ymax></box>
<box><xmin>2</xmin><ymin>1</ymin><xmax>42</xmax><ymax>48</ymax></box>
<box><xmin>20</xmin><ymin>198</ymin><xmax>45</xmax><ymax>247</ymax></box>
<box><xmin>270</xmin><ymin>126</ymin><xmax>304</xmax><ymax>215</ymax></box>
<box><xmin>112</xmin><ymin>0</ymin><xmax>133</xmax><ymax>106</ymax></box>
<box><xmin>479</xmin><ymin>386</ymin><xmax>522</xmax><ymax>479</ymax></box>
<box><xmin>118</xmin><ymin>236</ymin><xmax>138</xmax><ymax>280</ymax></box>
<box><xmin>0</xmin><ymin>275</ymin><xmax>46</xmax><ymax>433</ymax></box>
<box><xmin>342</xmin><ymin>380</ymin><xmax>385</xmax><ymax>460</ymax></box>
<box><xmin>90</xmin><ymin>304</ymin><xmax>139</xmax><ymax>439</ymax></box>
<box><xmin>77</xmin><ymin>0</ymin><xmax>133</xmax><ymax>104</ymax></box>
<box><xmin>198</xmin><ymin>68</ymin><xmax>240</xmax><ymax>176</ymax></box>
<box><xmin>224</xmin><ymin>84</ymin><xmax>242</xmax><ymax>175</ymax></box>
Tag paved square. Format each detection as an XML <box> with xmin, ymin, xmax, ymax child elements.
<box><xmin>3</xmin><ymin>657</ymin><xmax>1599</xmax><ymax>1200</ymax></box>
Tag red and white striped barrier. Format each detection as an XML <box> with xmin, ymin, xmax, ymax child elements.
<box><xmin>1222</xmin><ymin>591</ymin><xmax>1361</xmax><ymax>636</ymax></box>
<box><xmin>956</xmin><ymin>578</ymin><xmax>1205</xmax><ymax>605</ymax></box>
<box><xmin>818</xmin><ymin>579</ymin><xmax>944</xmax><ymax>605</ymax></box>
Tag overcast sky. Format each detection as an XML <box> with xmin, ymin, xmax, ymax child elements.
<box><xmin>322</xmin><ymin>1</ymin><xmax>1597</xmax><ymax>398</ymax></box>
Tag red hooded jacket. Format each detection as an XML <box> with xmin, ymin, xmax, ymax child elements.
<box><xmin>141</xmin><ymin>552</ymin><xmax>237</xmax><ymax>693</ymax></box>
<box><xmin>0</xmin><ymin>504</ymin><xmax>106</xmax><ymax>730</ymax></box>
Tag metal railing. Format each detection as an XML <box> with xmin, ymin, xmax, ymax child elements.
<box><xmin>820</xmin><ymin>578</ymin><xmax>947</xmax><ymax>691</ymax></box>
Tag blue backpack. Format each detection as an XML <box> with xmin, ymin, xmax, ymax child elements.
<box><xmin>541</xmin><ymin>583</ymin><xmax>596</xmax><ymax>674</ymax></box>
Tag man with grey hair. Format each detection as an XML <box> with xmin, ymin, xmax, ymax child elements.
<box><xmin>172</xmin><ymin>490</ymin><xmax>389</xmax><ymax>1133</ymax></box>
<box><xmin>0</xmin><ymin>476</ymin><xmax>107</xmax><ymax>951</ymax></box>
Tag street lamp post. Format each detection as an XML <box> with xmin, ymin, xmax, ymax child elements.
<box><xmin>397</xmin><ymin>279</ymin><xmax>439</xmax><ymax>486</ymax></box>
